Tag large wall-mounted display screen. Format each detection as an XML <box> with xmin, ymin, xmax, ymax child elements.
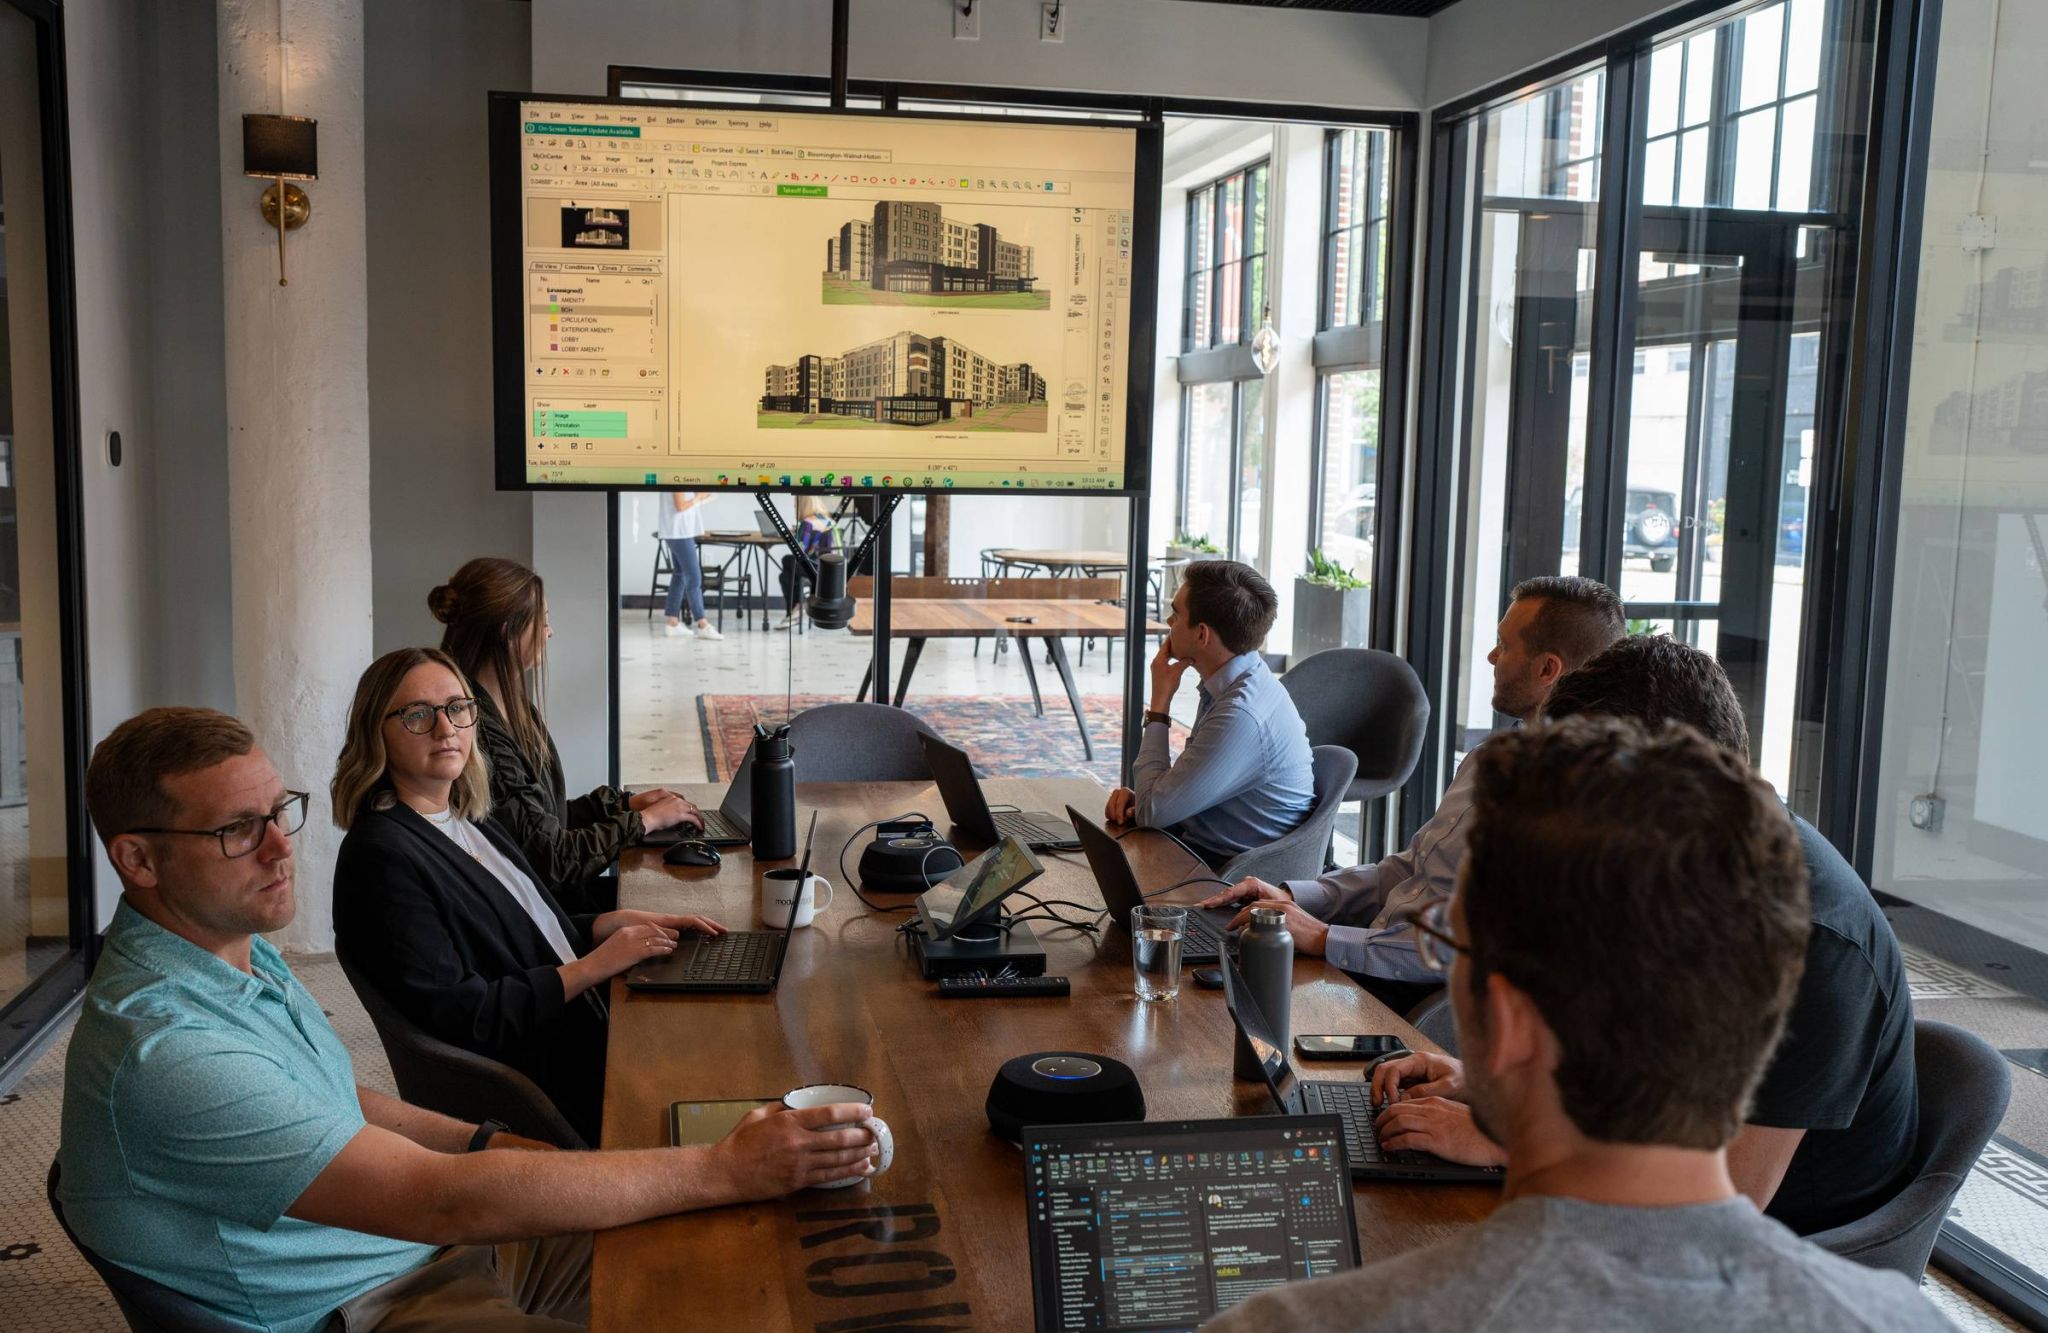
<box><xmin>490</xmin><ymin>93</ymin><xmax>1159</xmax><ymax>493</ymax></box>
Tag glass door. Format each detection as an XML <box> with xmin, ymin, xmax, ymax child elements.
<box><xmin>1613</xmin><ymin>213</ymin><xmax>1801</xmax><ymax>786</ymax></box>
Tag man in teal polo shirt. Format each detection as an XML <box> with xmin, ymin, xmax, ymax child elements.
<box><xmin>60</xmin><ymin>707</ymin><xmax>883</xmax><ymax>1331</ymax></box>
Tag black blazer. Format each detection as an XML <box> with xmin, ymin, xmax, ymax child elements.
<box><xmin>473</xmin><ymin>690</ymin><xmax>641</xmax><ymax>913</ymax></box>
<box><xmin>332</xmin><ymin>795</ymin><xmax>608</xmax><ymax>1141</ymax></box>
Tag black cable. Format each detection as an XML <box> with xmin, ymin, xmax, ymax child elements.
<box><xmin>1005</xmin><ymin>912</ymin><xmax>1099</xmax><ymax>934</ymax></box>
<box><xmin>837</xmin><ymin>811</ymin><xmax>948</xmax><ymax>913</ymax></box>
<box><xmin>1143</xmin><ymin>873</ymin><xmax>1236</xmax><ymax>900</ymax></box>
<box><xmin>1010</xmin><ymin>891</ymin><xmax>1103</xmax><ymax>915</ymax></box>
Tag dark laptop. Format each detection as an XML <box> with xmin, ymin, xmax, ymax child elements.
<box><xmin>1221</xmin><ymin>957</ymin><xmax>1503</xmax><ymax>1185</ymax></box>
<box><xmin>624</xmin><ymin>814</ymin><xmax>815</xmax><ymax>994</ymax></box>
<box><xmin>640</xmin><ymin>741</ymin><xmax>755</xmax><ymax>847</ymax></box>
<box><xmin>1023</xmin><ymin>1115</ymin><xmax>1360</xmax><ymax>1332</ymax></box>
<box><xmin>917</xmin><ymin>732</ymin><xmax>1080</xmax><ymax>851</ymax></box>
<box><xmin>1067</xmin><ymin>805</ymin><xmax>1237</xmax><ymax>963</ymax></box>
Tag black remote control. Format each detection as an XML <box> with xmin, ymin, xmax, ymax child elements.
<box><xmin>938</xmin><ymin>974</ymin><xmax>1071</xmax><ymax>998</ymax></box>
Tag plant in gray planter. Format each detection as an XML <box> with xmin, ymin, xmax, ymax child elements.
<box><xmin>1293</xmin><ymin>548</ymin><xmax>1370</xmax><ymax>659</ymax></box>
<box><xmin>1161</xmin><ymin>532</ymin><xmax>1220</xmax><ymax>609</ymax></box>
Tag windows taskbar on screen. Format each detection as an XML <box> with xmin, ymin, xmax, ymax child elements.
<box><xmin>522</xmin><ymin>465</ymin><xmax>1126</xmax><ymax>492</ymax></box>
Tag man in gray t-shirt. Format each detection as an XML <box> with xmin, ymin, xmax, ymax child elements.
<box><xmin>1207</xmin><ymin>719</ymin><xmax>1947</xmax><ymax>1333</ymax></box>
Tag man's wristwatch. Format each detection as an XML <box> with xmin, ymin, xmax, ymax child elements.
<box><xmin>1143</xmin><ymin>710</ymin><xmax>1172</xmax><ymax>727</ymax></box>
<box><xmin>468</xmin><ymin>1118</ymin><xmax>509</xmax><ymax>1153</ymax></box>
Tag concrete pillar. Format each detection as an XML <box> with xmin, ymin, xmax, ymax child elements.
<box><xmin>218</xmin><ymin>0</ymin><xmax>372</xmax><ymax>952</ymax></box>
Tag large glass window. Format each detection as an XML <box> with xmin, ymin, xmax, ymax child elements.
<box><xmin>1429</xmin><ymin>0</ymin><xmax>1868</xmax><ymax>790</ymax></box>
<box><xmin>1182</xmin><ymin>161</ymin><xmax>1268</xmax><ymax>352</ymax></box>
<box><xmin>0</xmin><ymin>0</ymin><xmax>89</xmax><ymax>1070</ymax></box>
<box><xmin>1310</xmin><ymin>127</ymin><xmax>1397</xmax><ymax>617</ymax></box>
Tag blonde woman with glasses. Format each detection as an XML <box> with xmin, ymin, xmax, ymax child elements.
<box><xmin>330</xmin><ymin>647</ymin><xmax>724</xmax><ymax>1142</ymax></box>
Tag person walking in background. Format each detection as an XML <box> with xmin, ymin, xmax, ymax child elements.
<box><xmin>777</xmin><ymin>497</ymin><xmax>838</xmax><ymax>630</ymax></box>
<box><xmin>663</xmin><ymin>491</ymin><xmax>721</xmax><ymax>641</ymax></box>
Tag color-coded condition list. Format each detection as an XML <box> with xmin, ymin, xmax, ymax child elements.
<box><xmin>532</xmin><ymin>409</ymin><xmax>629</xmax><ymax>438</ymax></box>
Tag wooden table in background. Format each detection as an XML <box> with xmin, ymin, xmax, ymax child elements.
<box><xmin>595</xmin><ymin>778</ymin><xmax>1496</xmax><ymax>1332</ymax></box>
<box><xmin>698</xmin><ymin>531</ymin><xmax>784</xmax><ymax>631</ymax></box>
<box><xmin>987</xmin><ymin>547</ymin><xmax>1130</xmax><ymax>575</ymax></box>
<box><xmin>847</xmin><ymin>600</ymin><xmax>1165</xmax><ymax>760</ymax></box>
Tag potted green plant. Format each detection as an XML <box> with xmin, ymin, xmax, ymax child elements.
<box><xmin>1162</xmin><ymin>531</ymin><xmax>1220</xmax><ymax>606</ymax></box>
<box><xmin>1293</xmin><ymin>548</ymin><xmax>1370</xmax><ymax>659</ymax></box>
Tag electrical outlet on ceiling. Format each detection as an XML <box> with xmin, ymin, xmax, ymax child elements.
<box><xmin>1041</xmin><ymin>2</ymin><xmax>1065</xmax><ymax>43</ymax></box>
<box><xmin>954</xmin><ymin>1</ymin><xmax>979</xmax><ymax>41</ymax></box>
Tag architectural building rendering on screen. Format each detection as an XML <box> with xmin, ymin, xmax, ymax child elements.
<box><xmin>761</xmin><ymin>330</ymin><xmax>1048</xmax><ymax>431</ymax></box>
<box><xmin>822</xmin><ymin>202</ymin><xmax>1044</xmax><ymax>308</ymax></box>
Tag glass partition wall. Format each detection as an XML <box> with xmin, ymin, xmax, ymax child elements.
<box><xmin>1423</xmin><ymin>0</ymin><xmax>1875</xmax><ymax>800</ymax></box>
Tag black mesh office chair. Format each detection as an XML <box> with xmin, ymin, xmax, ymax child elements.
<box><xmin>47</xmin><ymin>1160</ymin><xmax>237</xmax><ymax>1333</ymax></box>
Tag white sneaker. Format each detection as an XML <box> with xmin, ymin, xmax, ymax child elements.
<box><xmin>664</xmin><ymin>622</ymin><xmax>691</xmax><ymax>638</ymax></box>
<box><xmin>694</xmin><ymin>622</ymin><xmax>724</xmax><ymax>641</ymax></box>
<box><xmin>776</xmin><ymin>611</ymin><xmax>802</xmax><ymax>630</ymax></box>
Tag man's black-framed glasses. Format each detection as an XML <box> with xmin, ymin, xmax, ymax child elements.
<box><xmin>134</xmin><ymin>791</ymin><xmax>311</xmax><ymax>859</ymax></box>
<box><xmin>386</xmin><ymin>697</ymin><xmax>480</xmax><ymax>735</ymax></box>
<box><xmin>1407</xmin><ymin>897</ymin><xmax>1471</xmax><ymax>976</ymax></box>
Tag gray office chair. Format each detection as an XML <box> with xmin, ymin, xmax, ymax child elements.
<box><xmin>48</xmin><ymin>1160</ymin><xmax>237</xmax><ymax>1333</ymax></box>
<box><xmin>1279</xmin><ymin>648</ymin><xmax>1430</xmax><ymax>805</ymax></box>
<box><xmin>338</xmin><ymin>955</ymin><xmax>586</xmax><ymax>1150</ymax></box>
<box><xmin>788</xmin><ymin>701</ymin><xmax>940</xmax><ymax>782</ymax></box>
<box><xmin>1405</xmin><ymin>990</ymin><xmax>1458</xmax><ymax>1056</ymax></box>
<box><xmin>1809</xmin><ymin>1020</ymin><xmax>2010</xmax><ymax>1277</ymax></box>
<box><xmin>1214</xmin><ymin>745</ymin><xmax>1358</xmax><ymax>886</ymax></box>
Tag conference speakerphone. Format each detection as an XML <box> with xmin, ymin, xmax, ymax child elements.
<box><xmin>1024</xmin><ymin>1116</ymin><xmax>1360</xmax><ymax>1332</ymax></box>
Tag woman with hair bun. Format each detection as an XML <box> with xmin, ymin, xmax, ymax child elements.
<box><xmin>431</xmin><ymin>557</ymin><xmax>701</xmax><ymax>911</ymax></box>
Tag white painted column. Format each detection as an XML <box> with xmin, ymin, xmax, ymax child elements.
<box><xmin>218</xmin><ymin>0</ymin><xmax>372</xmax><ymax>952</ymax></box>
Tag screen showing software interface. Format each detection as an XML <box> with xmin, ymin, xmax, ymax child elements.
<box><xmin>516</xmin><ymin>99</ymin><xmax>1138</xmax><ymax>490</ymax></box>
<box><xmin>1027</xmin><ymin>1122</ymin><xmax>1356</xmax><ymax>1332</ymax></box>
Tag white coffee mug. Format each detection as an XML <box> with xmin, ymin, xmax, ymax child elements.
<box><xmin>760</xmin><ymin>869</ymin><xmax>834</xmax><ymax>928</ymax></box>
<box><xmin>782</xmin><ymin>1082</ymin><xmax>894</xmax><ymax>1189</ymax></box>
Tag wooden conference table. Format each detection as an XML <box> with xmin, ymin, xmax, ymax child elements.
<box><xmin>596</xmin><ymin>777</ymin><xmax>1496</xmax><ymax>1332</ymax></box>
<box><xmin>847</xmin><ymin>599</ymin><xmax>1165</xmax><ymax>761</ymax></box>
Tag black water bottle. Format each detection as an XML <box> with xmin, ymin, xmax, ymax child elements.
<box><xmin>750</xmin><ymin>724</ymin><xmax>797</xmax><ymax>861</ymax></box>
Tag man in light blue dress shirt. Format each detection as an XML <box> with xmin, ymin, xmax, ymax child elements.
<box><xmin>1106</xmin><ymin>560</ymin><xmax>1313</xmax><ymax>863</ymax></box>
<box><xmin>1204</xmin><ymin>576</ymin><xmax>1623</xmax><ymax>1006</ymax></box>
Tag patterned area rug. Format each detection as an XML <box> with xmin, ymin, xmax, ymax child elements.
<box><xmin>696</xmin><ymin>694</ymin><xmax>1185</xmax><ymax>787</ymax></box>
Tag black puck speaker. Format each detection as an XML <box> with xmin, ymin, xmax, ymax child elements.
<box><xmin>985</xmin><ymin>1051</ymin><xmax>1145</xmax><ymax>1143</ymax></box>
<box><xmin>857</xmin><ymin>827</ymin><xmax>964</xmax><ymax>893</ymax></box>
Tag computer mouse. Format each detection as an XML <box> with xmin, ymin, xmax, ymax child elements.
<box><xmin>1190</xmin><ymin>965</ymin><xmax>1224</xmax><ymax>990</ymax></box>
<box><xmin>663</xmin><ymin>840</ymin><xmax>721</xmax><ymax>868</ymax></box>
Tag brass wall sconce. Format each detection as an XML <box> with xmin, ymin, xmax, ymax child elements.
<box><xmin>242</xmin><ymin>113</ymin><xmax>318</xmax><ymax>286</ymax></box>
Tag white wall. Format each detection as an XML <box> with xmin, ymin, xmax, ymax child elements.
<box><xmin>533</xmin><ymin>0</ymin><xmax>1426</xmax><ymax>111</ymax></box>
<box><xmin>1426</xmin><ymin>0</ymin><xmax>1686</xmax><ymax>109</ymax></box>
<box><xmin>366</xmin><ymin>0</ymin><xmax>533</xmax><ymax>654</ymax></box>
<box><xmin>63</xmin><ymin>0</ymin><xmax>181</xmax><ymax>920</ymax></box>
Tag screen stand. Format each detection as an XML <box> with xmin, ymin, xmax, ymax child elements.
<box><xmin>910</xmin><ymin>916</ymin><xmax>1048</xmax><ymax>979</ymax></box>
<box><xmin>755</xmin><ymin>489</ymin><xmax>904</xmax><ymax>703</ymax></box>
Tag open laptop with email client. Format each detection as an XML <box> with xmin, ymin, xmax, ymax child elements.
<box><xmin>1023</xmin><ymin>1115</ymin><xmax>1361</xmax><ymax>1332</ymax></box>
<box><xmin>1067</xmin><ymin>805</ymin><xmax>1236</xmax><ymax>963</ymax></box>
<box><xmin>625</xmin><ymin>814</ymin><xmax>815</xmax><ymax>994</ymax></box>
<box><xmin>1221</xmin><ymin>957</ymin><xmax>1503</xmax><ymax>1185</ymax></box>
<box><xmin>917</xmin><ymin>731</ymin><xmax>1080</xmax><ymax>851</ymax></box>
<box><xmin>640</xmin><ymin>741</ymin><xmax>756</xmax><ymax>847</ymax></box>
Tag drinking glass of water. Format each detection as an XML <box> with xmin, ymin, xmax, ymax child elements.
<box><xmin>1132</xmin><ymin>905</ymin><xmax>1188</xmax><ymax>1002</ymax></box>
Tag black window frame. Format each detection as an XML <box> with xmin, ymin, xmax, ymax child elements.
<box><xmin>1181</xmin><ymin>158</ymin><xmax>1269</xmax><ymax>353</ymax></box>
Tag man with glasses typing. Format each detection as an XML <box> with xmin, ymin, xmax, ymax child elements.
<box><xmin>58</xmin><ymin>707</ymin><xmax>882</xmax><ymax>1331</ymax></box>
<box><xmin>1207</xmin><ymin>718</ymin><xmax>1945</xmax><ymax>1332</ymax></box>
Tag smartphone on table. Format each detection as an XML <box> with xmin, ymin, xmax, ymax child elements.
<box><xmin>1294</xmin><ymin>1033</ymin><xmax>1407</xmax><ymax>1060</ymax></box>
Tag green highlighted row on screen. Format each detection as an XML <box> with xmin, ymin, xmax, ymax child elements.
<box><xmin>533</xmin><ymin>410</ymin><xmax>630</xmax><ymax>438</ymax></box>
<box><xmin>524</xmin><ymin>122</ymin><xmax>640</xmax><ymax>137</ymax></box>
<box><xmin>776</xmin><ymin>184</ymin><xmax>828</xmax><ymax>198</ymax></box>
